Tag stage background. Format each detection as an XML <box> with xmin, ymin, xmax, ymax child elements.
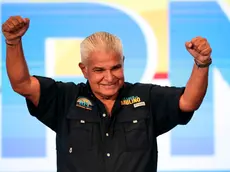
<box><xmin>1</xmin><ymin>0</ymin><xmax>230</xmax><ymax>171</ymax></box>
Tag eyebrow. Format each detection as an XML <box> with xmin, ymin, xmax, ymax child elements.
<box><xmin>92</xmin><ymin>64</ymin><xmax>122</xmax><ymax>71</ymax></box>
<box><xmin>111</xmin><ymin>64</ymin><xmax>122</xmax><ymax>69</ymax></box>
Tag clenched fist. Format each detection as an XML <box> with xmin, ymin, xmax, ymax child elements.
<box><xmin>2</xmin><ymin>16</ymin><xmax>30</xmax><ymax>45</ymax></box>
<box><xmin>185</xmin><ymin>36</ymin><xmax>212</xmax><ymax>67</ymax></box>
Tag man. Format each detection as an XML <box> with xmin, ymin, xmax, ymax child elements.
<box><xmin>2</xmin><ymin>16</ymin><xmax>212</xmax><ymax>172</ymax></box>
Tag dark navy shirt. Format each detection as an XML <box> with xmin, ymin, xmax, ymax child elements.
<box><xmin>26</xmin><ymin>76</ymin><xmax>194</xmax><ymax>172</ymax></box>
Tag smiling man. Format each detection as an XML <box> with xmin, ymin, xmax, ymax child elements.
<box><xmin>2</xmin><ymin>16</ymin><xmax>212</xmax><ymax>172</ymax></box>
<box><xmin>78</xmin><ymin>34</ymin><xmax>125</xmax><ymax>115</ymax></box>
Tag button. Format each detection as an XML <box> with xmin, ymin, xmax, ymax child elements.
<box><xmin>106</xmin><ymin>133</ymin><xmax>109</xmax><ymax>137</ymax></box>
<box><xmin>106</xmin><ymin>153</ymin><xmax>111</xmax><ymax>157</ymax></box>
<box><xmin>69</xmin><ymin>147</ymin><xmax>73</xmax><ymax>153</ymax></box>
<box><xmin>133</xmin><ymin>120</ymin><xmax>138</xmax><ymax>123</ymax></box>
<box><xmin>80</xmin><ymin>120</ymin><xmax>85</xmax><ymax>123</ymax></box>
<box><xmin>102</xmin><ymin>113</ymin><xmax>106</xmax><ymax>117</ymax></box>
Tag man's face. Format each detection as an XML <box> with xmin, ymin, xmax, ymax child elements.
<box><xmin>79</xmin><ymin>50</ymin><xmax>125</xmax><ymax>99</ymax></box>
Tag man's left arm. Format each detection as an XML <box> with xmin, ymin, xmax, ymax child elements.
<box><xmin>180</xmin><ymin>36</ymin><xmax>212</xmax><ymax>112</ymax></box>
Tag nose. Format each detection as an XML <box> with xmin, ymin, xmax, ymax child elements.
<box><xmin>104</xmin><ymin>70</ymin><xmax>114</xmax><ymax>82</ymax></box>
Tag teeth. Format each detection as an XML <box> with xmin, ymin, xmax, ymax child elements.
<box><xmin>102</xmin><ymin>84</ymin><xmax>116</xmax><ymax>88</ymax></box>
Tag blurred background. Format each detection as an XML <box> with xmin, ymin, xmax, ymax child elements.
<box><xmin>1</xmin><ymin>0</ymin><xmax>230</xmax><ymax>171</ymax></box>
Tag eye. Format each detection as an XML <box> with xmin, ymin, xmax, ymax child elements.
<box><xmin>112</xmin><ymin>65</ymin><xmax>121</xmax><ymax>71</ymax></box>
<box><xmin>93</xmin><ymin>68</ymin><xmax>104</xmax><ymax>73</ymax></box>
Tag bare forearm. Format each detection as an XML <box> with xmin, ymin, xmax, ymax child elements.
<box><xmin>180</xmin><ymin>64</ymin><xmax>209</xmax><ymax>111</ymax></box>
<box><xmin>6</xmin><ymin>41</ymin><xmax>31</xmax><ymax>91</ymax></box>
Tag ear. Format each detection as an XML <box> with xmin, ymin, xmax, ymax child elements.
<box><xmin>122</xmin><ymin>55</ymin><xmax>125</xmax><ymax>66</ymax></box>
<box><xmin>79</xmin><ymin>62</ymin><xmax>88</xmax><ymax>79</ymax></box>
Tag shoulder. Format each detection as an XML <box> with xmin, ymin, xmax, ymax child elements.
<box><xmin>124</xmin><ymin>82</ymin><xmax>153</xmax><ymax>91</ymax></box>
<box><xmin>124</xmin><ymin>81</ymin><xmax>185</xmax><ymax>97</ymax></box>
<box><xmin>56</xmin><ymin>81</ymin><xmax>88</xmax><ymax>99</ymax></box>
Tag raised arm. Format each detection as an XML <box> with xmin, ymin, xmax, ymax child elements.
<box><xmin>2</xmin><ymin>16</ymin><xmax>40</xmax><ymax>106</ymax></box>
<box><xmin>179</xmin><ymin>36</ymin><xmax>212</xmax><ymax>112</ymax></box>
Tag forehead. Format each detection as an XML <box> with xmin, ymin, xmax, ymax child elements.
<box><xmin>87</xmin><ymin>50</ymin><xmax>122</xmax><ymax>67</ymax></box>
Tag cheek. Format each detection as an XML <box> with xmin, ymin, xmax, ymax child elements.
<box><xmin>89</xmin><ymin>73</ymin><xmax>103</xmax><ymax>83</ymax></box>
<box><xmin>114</xmin><ymin>70</ymin><xmax>124</xmax><ymax>79</ymax></box>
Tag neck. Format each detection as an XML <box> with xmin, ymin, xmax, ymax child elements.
<box><xmin>93</xmin><ymin>91</ymin><xmax>118</xmax><ymax>101</ymax></box>
<box><xmin>94</xmin><ymin>93</ymin><xmax>118</xmax><ymax>116</ymax></box>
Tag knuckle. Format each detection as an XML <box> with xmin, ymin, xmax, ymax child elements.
<box><xmin>9</xmin><ymin>16</ymin><xmax>16</xmax><ymax>21</ymax></box>
<box><xmin>191</xmin><ymin>38</ymin><xmax>196</xmax><ymax>43</ymax></box>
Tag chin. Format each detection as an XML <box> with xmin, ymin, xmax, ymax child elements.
<box><xmin>100</xmin><ymin>89</ymin><xmax>119</xmax><ymax>98</ymax></box>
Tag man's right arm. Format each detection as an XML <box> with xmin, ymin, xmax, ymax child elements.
<box><xmin>6</xmin><ymin>41</ymin><xmax>40</xmax><ymax>106</ymax></box>
<box><xmin>3</xmin><ymin>16</ymin><xmax>78</xmax><ymax>132</ymax></box>
<box><xmin>3</xmin><ymin>16</ymin><xmax>40</xmax><ymax>106</ymax></box>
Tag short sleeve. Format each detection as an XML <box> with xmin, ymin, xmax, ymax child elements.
<box><xmin>150</xmin><ymin>85</ymin><xmax>194</xmax><ymax>136</ymax></box>
<box><xmin>26</xmin><ymin>75</ymin><xmax>77</xmax><ymax>132</ymax></box>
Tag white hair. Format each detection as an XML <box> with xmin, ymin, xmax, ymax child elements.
<box><xmin>80</xmin><ymin>31</ymin><xmax>123</xmax><ymax>64</ymax></box>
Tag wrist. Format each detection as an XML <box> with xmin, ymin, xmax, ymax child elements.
<box><xmin>6</xmin><ymin>38</ymin><xmax>21</xmax><ymax>46</ymax></box>
<box><xmin>194</xmin><ymin>58</ymin><xmax>212</xmax><ymax>68</ymax></box>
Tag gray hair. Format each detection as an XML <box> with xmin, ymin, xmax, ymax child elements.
<box><xmin>80</xmin><ymin>31</ymin><xmax>123</xmax><ymax>64</ymax></box>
